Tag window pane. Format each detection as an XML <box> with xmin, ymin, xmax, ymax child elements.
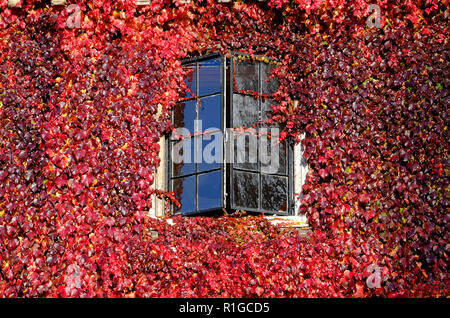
<box><xmin>233</xmin><ymin>170</ymin><xmax>259</xmax><ymax>209</ymax></box>
<box><xmin>173</xmin><ymin>100</ymin><xmax>196</xmax><ymax>137</ymax></box>
<box><xmin>261</xmin><ymin>137</ymin><xmax>287</xmax><ymax>175</ymax></box>
<box><xmin>198</xmin><ymin>171</ymin><xmax>222</xmax><ymax>211</ymax></box>
<box><xmin>232</xmin><ymin>94</ymin><xmax>259</xmax><ymax>128</ymax></box>
<box><xmin>182</xmin><ymin>63</ymin><xmax>197</xmax><ymax>97</ymax></box>
<box><xmin>172</xmin><ymin>175</ymin><xmax>196</xmax><ymax>214</ymax></box>
<box><xmin>198</xmin><ymin>132</ymin><xmax>222</xmax><ymax>172</ymax></box>
<box><xmin>261</xmin><ymin>62</ymin><xmax>278</xmax><ymax>95</ymax></box>
<box><xmin>198</xmin><ymin>57</ymin><xmax>221</xmax><ymax>96</ymax></box>
<box><xmin>234</xmin><ymin>58</ymin><xmax>258</xmax><ymax>92</ymax></box>
<box><xmin>261</xmin><ymin>175</ymin><xmax>287</xmax><ymax>212</ymax></box>
<box><xmin>198</xmin><ymin>95</ymin><xmax>221</xmax><ymax>131</ymax></box>
<box><xmin>233</xmin><ymin>131</ymin><xmax>258</xmax><ymax>170</ymax></box>
<box><xmin>171</xmin><ymin>138</ymin><xmax>195</xmax><ymax>177</ymax></box>
<box><xmin>261</xmin><ymin>98</ymin><xmax>275</xmax><ymax>122</ymax></box>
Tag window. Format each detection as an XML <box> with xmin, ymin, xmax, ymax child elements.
<box><xmin>169</xmin><ymin>56</ymin><xmax>224</xmax><ymax>215</ymax></box>
<box><xmin>168</xmin><ymin>53</ymin><xmax>294</xmax><ymax>216</ymax></box>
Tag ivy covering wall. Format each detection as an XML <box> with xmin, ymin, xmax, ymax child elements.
<box><xmin>0</xmin><ymin>0</ymin><xmax>448</xmax><ymax>297</ymax></box>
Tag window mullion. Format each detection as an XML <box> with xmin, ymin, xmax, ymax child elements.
<box><xmin>258</xmin><ymin>60</ymin><xmax>262</xmax><ymax>212</ymax></box>
<box><xmin>195</xmin><ymin>62</ymin><xmax>199</xmax><ymax>212</ymax></box>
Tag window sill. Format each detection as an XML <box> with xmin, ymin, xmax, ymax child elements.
<box><xmin>264</xmin><ymin>215</ymin><xmax>309</xmax><ymax>228</ymax></box>
<box><xmin>159</xmin><ymin>214</ymin><xmax>310</xmax><ymax>228</ymax></box>
<box><xmin>264</xmin><ymin>215</ymin><xmax>310</xmax><ymax>237</ymax></box>
<box><xmin>149</xmin><ymin>214</ymin><xmax>310</xmax><ymax>239</ymax></box>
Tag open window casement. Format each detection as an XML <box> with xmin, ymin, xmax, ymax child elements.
<box><xmin>149</xmin><ymin>53</ymin><xmax>309</xmax><ymax>229</ymax></box>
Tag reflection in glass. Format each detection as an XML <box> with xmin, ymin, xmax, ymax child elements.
<box><xmin>173</xmin><ymin>101</ymin><xmax>196</xmax><ymax>136</ymax></box>
<box><xmin>261</xmin><ymin>175</ymin><xmax>287</xmax><ymax>212</ymax></box>
<box><xmin>199</xmin><ymin>57</ymin><xmax>221</xmax><ymax>96</ymax></box>
<box><xmin>183</xmin><ymin>63</ymin><xmax>196</xmax><ymax>97</ymax></box>
<box><xmin>232</xmin><ymin>94</ymin><xmax>259</xmax><ymax>128</ymax></box>
<box><xmin>261</xmin><ymin>98</ymin><xmax>275</xmax><ymax>122</ymax></box>
<box><xmin>261</xmin><ymin>137</ymin><xmax>287</xmax><ymax>175</ymax></box>
<box><xmin>233</xmin><ymin>170</ymin><xmax>259</xmax><ymax>209</ymax></box>
<box><xmin>234</xmin><ymin>58</ymin><xmax>258</xmax><ymax>92</ymax></box>
<box><xmin>198</xmin><ymin>132</ymin><xmax>222</xmax><ymax>172</ymax></box>
<box><xmin>198</xmin><ymin>95</ymin><xmax>221</xmax><ymax>131</ymax></box>
<box><xmin>261</xmin><ymin>62</ymin><xmax>279</xmax><ymax>95</ymax></box>
<box><xmin>171</xmin><ymin>138</ymin><xmax>195</xmax><ymax>177</ymax></box>
<box><xmin>198</xmin><ymin>171</ymin><xmax>221</xmax><ymax>211</ymax></box>
<box><xmin>233</xmin><ymin>132</ymin><xmax>258</xmax><ymax>171</ymax></box>
<box><xmin>173</xmin><ymin>176</ymin><xmax>196</xmax><ymax>214</ymax></box>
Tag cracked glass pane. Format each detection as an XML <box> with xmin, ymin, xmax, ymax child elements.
<box><xmin>261</xmin><ymin>137</ymin><xmax>287</xmax><ymax>175</ymax></box>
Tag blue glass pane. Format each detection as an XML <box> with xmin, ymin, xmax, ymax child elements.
<box><xmin>183</xmin><ymin>63</ymin><xmax>196</xmax><ymax>97</ymax></box>
<box><xmin>173</xmin><ymin>100</ymin><xmax>196</xmax><ymax>137</ymax></box>
<box><xmin>198</xmin><ymin>58</ymin><xmax>221</xmax><ymax>96</ymax></box>
<box><xmin>198</xmin><ymin>171</ymin><xmax>222</xmax><ymax>211</ymax></box>
<box><xmin>171</xmin><ymin>138</ymin><xmax>195</xmax><ymax>177</ymax></box>
<box><xmin>198</xmin><ymin>95</ymin><xmax>221</xmax><ymax>131</ymax></box>
<box><xmin>198</xmin><ymin>132</ymin><xmax>222</xmax><ymax>172</ymax></box>
<box><xmin>173</xmin><ymin>175</ymin><xmax>196</xmax><ymax>214</ymax></box>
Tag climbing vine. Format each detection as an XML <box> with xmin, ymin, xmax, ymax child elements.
<box><xmin>0</xmin><ymin>0</ymin><xmax>448</xmax><ymax>297</ymax></box>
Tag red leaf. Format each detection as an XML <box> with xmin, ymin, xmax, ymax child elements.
<box><xmin>318</xmin><ymin>169</ymin><xmax>328</xmax><ymax>179</ymax></box>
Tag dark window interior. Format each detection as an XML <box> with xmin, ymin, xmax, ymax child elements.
<box><xmin>230</xmin><ymin>55</ymin><xmax>291</xmax><ymax>215</ymax></box>
<box><xmin>169</xmin><ymin>53</ymin><xmax>293</xmax><ymax>216</ymax></box>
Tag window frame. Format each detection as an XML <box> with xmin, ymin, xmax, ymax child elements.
<box><xmin>228</xmin><ymin>51</ymin><xmax>294</xmax><ymax>216</ymax></box>
<box><xmin>167</xmin><ymin>52</ymin><xmax>294</xmax><ymax>216</ymax></box>
<box><xmin>167</xmin><ymin>53</ymin><xmax>226</xmax><ymax>216</ymax></box>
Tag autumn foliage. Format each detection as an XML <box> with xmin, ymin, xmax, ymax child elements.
<box><xmin>0</xmin><ymin>0</ymin><xmax>448</xmax><ymax>297</ymax></box>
